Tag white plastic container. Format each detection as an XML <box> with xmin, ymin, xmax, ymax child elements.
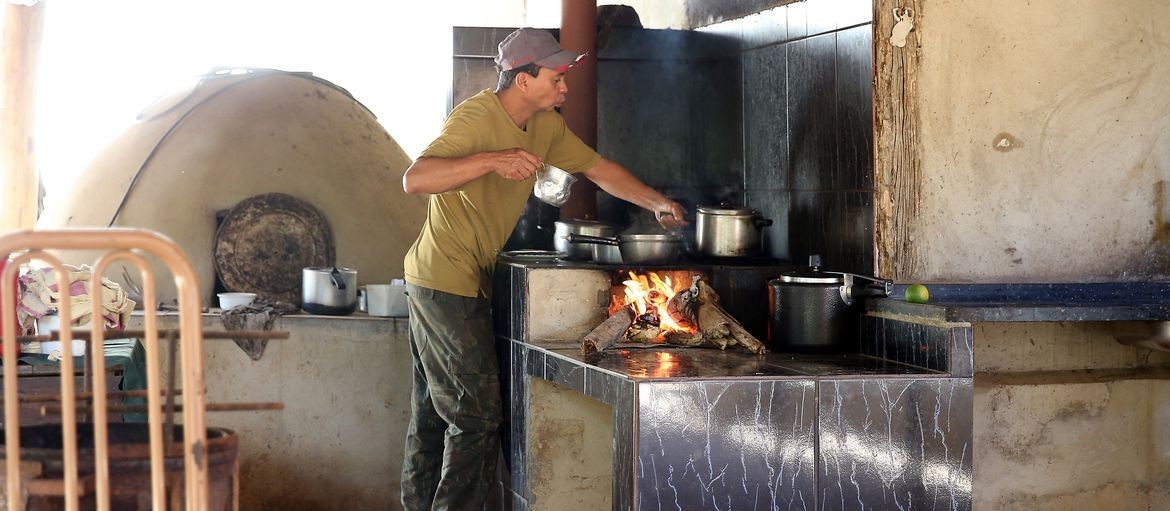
<box><xmin>217</xmin><ymin>292</ymin><xmax>256</xmax><ymax>310</ymax></box>
<box><xmin>35</xmin><ymin>315</ymin><xmax>88</xmax><ymax>357</ymax></box>
<box><xmin>366</xmin><ymin>282</ymin><xmax>408</xmax><ymax>317</ymax></box>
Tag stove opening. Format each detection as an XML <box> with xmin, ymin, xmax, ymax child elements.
<box><xmin>607</xmin><ymin>270</ymin><xmax>703</xmax><ymax>343</ymax></box>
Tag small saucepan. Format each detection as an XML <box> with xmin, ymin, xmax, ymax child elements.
<box><xmin>567</xmin><ymin>233</ymin><xmax>684</xmax><ymax>264</ymax></box>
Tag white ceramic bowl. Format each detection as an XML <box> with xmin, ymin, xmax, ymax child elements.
<box><xmin>217</xmin><ymin>292</ymin><xmax>257</xmax><ymax>310</ymax></box>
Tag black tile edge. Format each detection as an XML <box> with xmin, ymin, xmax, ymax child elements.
<box><xmin>949</xmin><ymin>327</ymin><xmax>974</xmax><ymax>378</ymax></box>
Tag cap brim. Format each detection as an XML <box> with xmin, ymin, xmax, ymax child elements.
<box><xmin>535</xmin><ymin>50</ymin><xmax>587</xmax><ymax>72</ymax></box>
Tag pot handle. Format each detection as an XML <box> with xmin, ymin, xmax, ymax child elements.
<box><xmin>329</xmin><ymin>267</ymin><xmax>347</xmax><ymax>290</ymax></box>
<box><xmin>566</xmin><ymin>233</ymin><xmax>620</xmax><ymax>246</ymax></box>
<box><xmin>754</xmin><ymin>217</ymin><xmax>774</xmax><ymax>228</ymax></box>
<box><xmin>836</xmin><ymin>273</ymin><xmax>893</xmax><ymax>305</ymax></box>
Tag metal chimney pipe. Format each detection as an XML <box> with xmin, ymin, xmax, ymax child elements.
<box><xmin>558</xmin><ymin>0</ymin><xmax>599</xmax><ymax>221</ymax></box>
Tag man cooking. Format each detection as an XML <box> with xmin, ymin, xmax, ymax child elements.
<box><xmin>400</xmin><ymin>27</ymin><xmax>686</xmax><ymax>510</ymax></box>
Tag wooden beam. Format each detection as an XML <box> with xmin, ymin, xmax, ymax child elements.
<box><xmin>1</xmin><ymin>1</ymin><xmax>46</xmax><ymax>233</ymax></box>
<box><xmin>874</xmin><ymin>0</ymin><xmax>924</xmax><ymax>280</ymax></box>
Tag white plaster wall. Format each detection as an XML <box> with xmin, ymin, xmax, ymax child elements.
<box><xmin>973</xmin><ymin>322</ymin><xmax>1170</xmax><ymax>509</ymax></box>
<box><xmin>138</xmin><ymin>313</ymin><xmax>412</xmax><ymax>511</ymax></box>
<box><xmin>974</xmin><ymin>379</ymin><xmax>1170</xmax><ymax>510</ymax></box>
<box><xmin>974</xmin><ymin>322</ymin><xmax>1170</xmax><ymax>373</ymax></box>
<box><xmin>526</xmin><ymin>269</ymin><xmax>612</xmax><ymax>342</ymax></box>
<box><xmin>527</xmin><ymin>377</ymin><xmax>614</xmax><ymax>510</ymax></box>
<box><xmin>916</xmin><ymin>0</ymin><xmax>1170</xmax><ymax>280</ymax></box>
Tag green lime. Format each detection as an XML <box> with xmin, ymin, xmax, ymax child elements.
<box><xmin>905</xmin><ymin>284</ymin><xmax>930</xmax><ymax>303</ymax></box>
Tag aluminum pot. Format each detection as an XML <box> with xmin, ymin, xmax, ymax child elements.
<box><xmin>554</xmin><ymin>220</ymin><xmax>616</xmax><ymax>260</ymax></box>
<box><xmin>767</xmin><ymin>256</ymin><xmax>891</xmax><ymax>351</ymax></box>
<box><xmin>302</xmin><ymin>266</ymin><xmax>357</xmax><ymax>315</ymax></box>
<box><xmin>567</xmin><ymin>233</ymin><xmax>683</xmax><ymax>264</ymax></box>
<box><xmin>696</xmin><ymin>205</ymin><xmax>773</xmax><ymax>257</ymax></box>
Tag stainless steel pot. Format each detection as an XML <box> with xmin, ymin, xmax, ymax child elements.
<box><xmin>696</xmin><ymin>205</ymin><xmax>773</xmax><ymax>257</ymax></box>
<box><xmin>302</xmin><ymin>266</ymin><xmax>358</xmax><ymax>315</ymax></box>
<box><xmin>767</xmin><ymin>256</ymin><xmax>891</xmax><ymax>351</ymax></box>
<box><xmin>554</xmin><ymin>220</ymin><xmax>616</xmax><ymax>260</ymax></box>
<box><xmin>567</xmin><ymin>233</ymin><xmax>683</xmax><ymax>264</ymax></box>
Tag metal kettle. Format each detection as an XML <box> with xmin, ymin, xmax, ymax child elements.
<box><xmin>767</xmin><ymin>256</ymin><xmax>892</xmax><ymax>351</ymax></box>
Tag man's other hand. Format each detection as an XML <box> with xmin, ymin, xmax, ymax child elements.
<box><xmin>485</xmin><ymin>148</ymin><xmax>542</xmax><ymax>181</ymax></box>
<box><xmin>655</xmin><ymin>200</ymin><xmax>688</xmax><ymax>231</ymax></box>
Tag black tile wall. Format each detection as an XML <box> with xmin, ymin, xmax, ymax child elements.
<box><xmin>835</xmin><ymin>25</ymin><xmax>874</xmax><ymax>192</ymax></box>
<box><xmin>746</xmin><ymin>190</ymin><xmax>791</xmax><ymax>260</ymax></box>
<box><xmin>597</xmin><ymin>59</ymin><xmax>696</xmax><ymax>188</ymax></box>
<box><xmin>861</xmin><ymin>315</ymin><xmax>975</xmax><ymax>377</ymax></box>
<box><xmin>723</xmin><ymin>3</ymin><xmax>875</xmax><ymax>274</ymax></box>
<box><xmin>744</xmin><ymin>43</ymin><xmax>788</xmax><ymax>191</ymax></box>
<box><xmin>788</xmin><ymin>33</ymin><xmax>838</xmax><ymax>192</ymax></box>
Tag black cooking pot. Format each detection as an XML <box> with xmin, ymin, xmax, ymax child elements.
<box><xmin>768</xmin><ymin>256</ymin><xmax>892</xmax><ymax>351</ymax></box>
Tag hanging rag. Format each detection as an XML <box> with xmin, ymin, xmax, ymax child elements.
<box><xmin>220</xmin><ymin>299</ymin><xmax>297</xmax><ymax>360</ymax></box>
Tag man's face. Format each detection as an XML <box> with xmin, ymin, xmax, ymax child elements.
<box><xmin>524</xmin><ymin>67</ymin><xmax>569</xmax><ymax>111</ymax></box>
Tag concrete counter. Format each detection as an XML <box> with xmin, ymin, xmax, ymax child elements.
<box><xmin>127</xmin><ymin>311</ymin><xmax>412</xmax><ymax>510</ymax></box>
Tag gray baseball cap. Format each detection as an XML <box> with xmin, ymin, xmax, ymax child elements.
<box><xmin>496</xmin><ymin>28</ymin><xmax>586</xmax><ymax>72</ymax></box>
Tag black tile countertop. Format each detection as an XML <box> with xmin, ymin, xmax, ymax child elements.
<box><xmin>528</xmin><ymin>341</ymin><xmax>940</xmax><ymax>381</ymax></box>
<box><xmin>869</xmin><ymin>282</ymin><xmax>1170</xmax><ymax>322</ymax></box>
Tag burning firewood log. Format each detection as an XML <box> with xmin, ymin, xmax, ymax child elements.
<box><xmin>582</xmin><ymin>275</ymin><xmax>767</xmax><ymax>357</ymax></box>
<box><xmin>659</xmin><ymin>277</ymin><xmax>767</xmax><ymax>354</ymax></box>
<box><xmin>582</xmin><ymin>305</ymin><xmax>635</xmax><ymax>357</ymax></box>
<box><xmin>665</xmin><ymin>278</ymin><xmax>699</xmax><ymax>330</ymax></box>
<box><xmin>692</xmin><ymin>279</ymin><xmax>767</xmax><ymax>354</ymax></box>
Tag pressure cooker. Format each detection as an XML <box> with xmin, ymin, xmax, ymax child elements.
<box><xmin>767</xmin><ymin>256</ymin><xmax>892</xmax><ymax>351</ymax></box>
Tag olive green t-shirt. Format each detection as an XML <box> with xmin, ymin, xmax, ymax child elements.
<box><xmin>403</xmin><ymin>90</ymin><xmax>602</xmax><ymax>298</ymax></box>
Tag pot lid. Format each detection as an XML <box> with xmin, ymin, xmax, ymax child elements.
<box><xmin>214</xmin><ymin>193</ymin><xmax>335</xmax><ymax>304</ymax></box>
<box><xmin>698</xmin><ymin>205</ymin><xmax>758</xmax><ymax>216</ymax></box>
<box><xmin>778</xmin><ymin>269</ymin><xmax>843</xmax><ymax>284</ymax></box>
<box><xmin>555</xmin><ymin>219</ymin><xmax>614</xmax><ymax>227</ymax></box>
<box><xmin>777</xmin><ymin>255</ymin><xmax>843</xmax><ymax>284</ymax></box>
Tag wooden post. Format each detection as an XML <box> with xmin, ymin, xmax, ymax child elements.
<box><xmin>1</xmin><ymin>1</ymin><xmax>45</xmax><ymax>233</ymax></box>
<box><xmin>558</xmin><ymin>0</ymin><xmax>600</xmax><ymax>221</ymax></box>
<box><xmin>874</xmin><ymin>0</ymin><xmax>924</xmax><ymax>280</ymax></box>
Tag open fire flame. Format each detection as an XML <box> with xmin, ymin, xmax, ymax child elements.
<box><xmin>609</xmin><ymin>271</ymin><xmax>699</xmax><ymax>341</ymax></box>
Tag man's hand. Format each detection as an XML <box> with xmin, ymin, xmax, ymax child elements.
<box><xmin>655</xmin><ymin>200</ymin><xmax>689</xmax><ymax>231</ymax></box>
<box><xmin>484</xmin><ymin>148</ymin><xmax>542</xmax><ymax>181</ymax></box>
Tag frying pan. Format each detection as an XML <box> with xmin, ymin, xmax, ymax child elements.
<box><xmin>566</xmin><ymin>233</ymin><xmax>684</xmax><ymax>264</ymax></box>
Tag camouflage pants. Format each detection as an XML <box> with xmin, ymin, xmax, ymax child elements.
<box><xmin>401</xmin><ymin>284</ymin><xmax>502</xmax><ymax>511</ymax></box>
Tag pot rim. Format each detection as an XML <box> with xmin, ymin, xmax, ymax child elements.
<box><xmin>555</xmin><ymin>219</ymin><xmax>615</xmax><ymax>228</ymax></box>
<box><xmin>619</xmin><ymin>233</ymin><xmax>684</xmax><ymax>242</ymax></box>
<box><xmin>303</xmin><ymin>266</ymin><xmax>356</xmax><ymax>273</ymax></box>
<box><xmin>697</xmin><ymin>205</ymin><xmax>759</xmax><ymax>216</ymax></box>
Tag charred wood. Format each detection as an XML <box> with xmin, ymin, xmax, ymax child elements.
<box><xmin>582</xmin><ymin>306</ymin><xmax>634</xmax><ymax>357</ymax></box>
<box><xmin>626</xmin><ymin>323</ymin><xmax>661</xmax><ymax>344</ymax></box>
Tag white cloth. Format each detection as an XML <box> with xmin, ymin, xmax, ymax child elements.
<box><xmin>16</xmin><ymin>264</ymin><xmax>136</xmax><ymax>333</ymax></box>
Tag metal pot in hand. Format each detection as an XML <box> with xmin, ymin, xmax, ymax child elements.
<box><xmin>554</xmin><ymin>220</ymin><xmax>616</xmax><ymax>260</ymax></box>
<box><xmin>767</xmin><ymin>256</ymin><xmax>892</xmax><ymax>351</ymax></box>
<box><xmin>696</xmin><ymin>205</ymin><xmax>773</xmax><ymax>257</ymax></box>
<box><xmin>567</xmin><ymin>233</ymin><xmax>683</xmax><ymax>264</ymax></box>
<box><xmin>302</xmin><ymin>266</ymin><xmax>358</xmax><ymax>315</ymax></box>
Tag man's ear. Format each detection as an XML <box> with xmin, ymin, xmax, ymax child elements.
<box><xmin>515</xmin><ymin>71</ymin><xmax>530</xmax><ymax>92</ymax></box>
